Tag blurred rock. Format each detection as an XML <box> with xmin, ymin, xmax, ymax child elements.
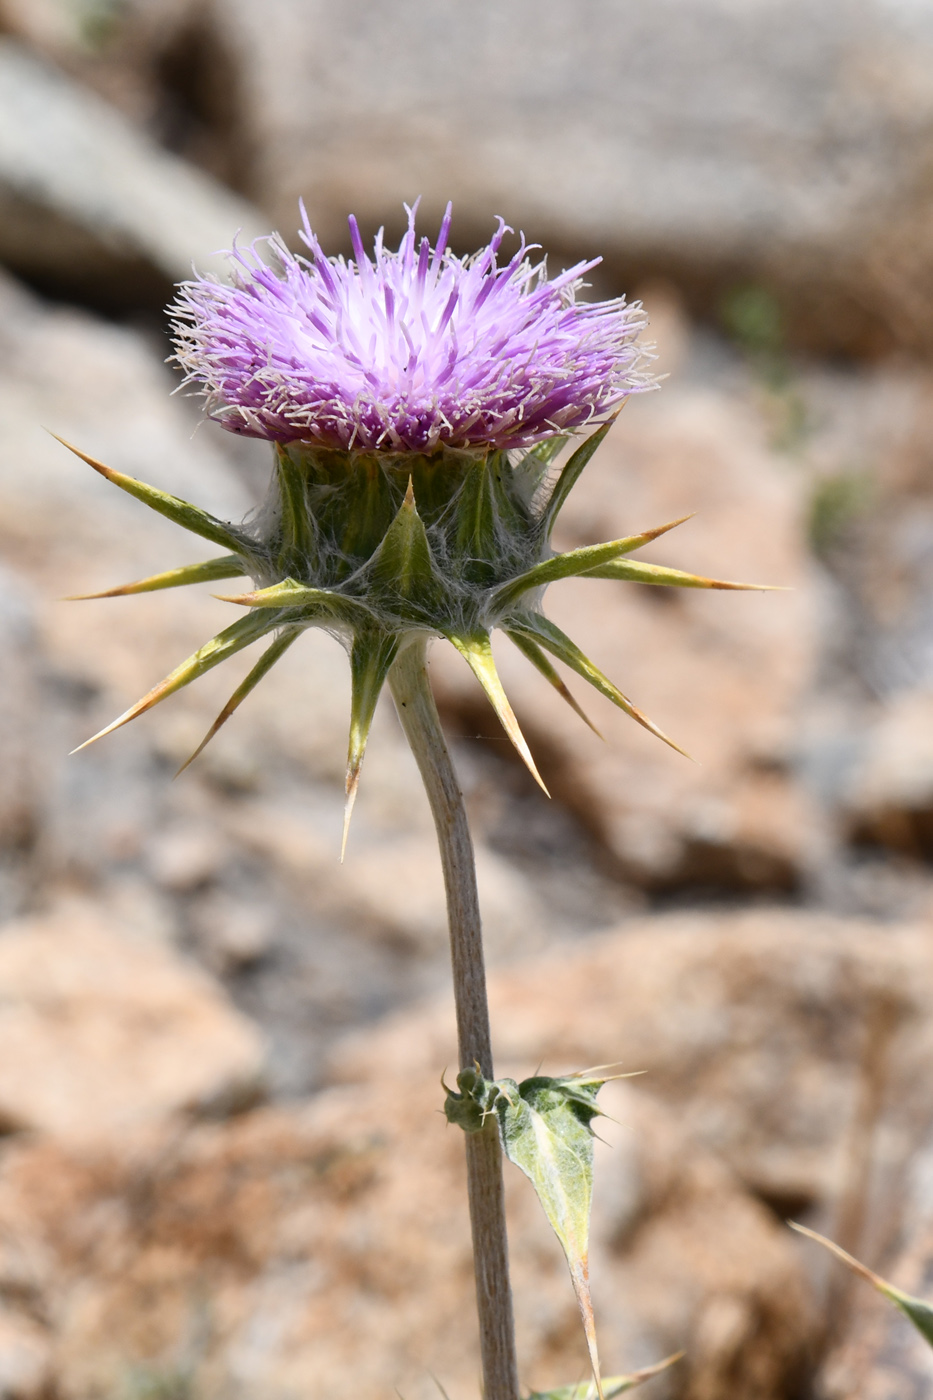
<box><xmin>843</xmin><ymin>690</ymin><xmax>933</xmax><ymax>859</ymax></box>
<box><xmin>797</xmin><ymin>362</ymin><xmax>933</xmax><ymax>698</ymax></box>
<box><xmin>432</xmin><ymin>378</ymin><xmax>820</xmax><ymax>891</ymax></box>
<box><xmin>798</xmin><ymin>361</ymin><xmax>933</xmax><ymax>866</ymax></box>
<box><xmin>0</xmin><ymin>1051</ymin><xmax>813</xmax><ymax>1400</ymax></box>
<box><xmin>0</xmin><ymin>1307</ymin><xmax>51</xmax><ymax>1400</ymax></box>
<box><xmin>0</xmin><ymin>37</ymin><xmax>265</xmax><ymax>309</ymax></box>
<box><xmin>147</xmin><ymin>821</ymin><xmax>227</xmax><ymax>893</ymax></box>
<box><xmin>226</xmin><ymin>794</ymin><xmax>555</xmax><ymax>960</ymax></box>
<box><xmin>0</xmin><ymin>568</ymin><xmax>38</xmax><ymax>920</ymax></box>
<box><xmin>216</xmin><ymin>0</ymin><xmax>933</xmax><ymax>356</ymax></box>
<box><xmin>0</xmin><ymin>0</ymin><xmax>251</xmax><ymax>190</ymax></box>
<box><xmin>189</xmin><ymin>889</ymin><xmax>275</xmax><ymax>974</ymax></box>
<box><xmin>0</xmin><ymin>268</ymin><xmax>251</xmax><ymax>592</ymax></box>
<box><xmin>0</xmin><ymin>905</ymin><xmax>265</xmax><ymax>1139</ymax></box>
<box><xmin>337</xmin><ymin>908</ymin><xmax>933</xmax><ymax>1221</ymax></box>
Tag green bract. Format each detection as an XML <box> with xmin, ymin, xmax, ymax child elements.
<box><xmin>791</xmin><ymin>1224</ymin><xmax>933</xmax><ymax>1350</ymax></box>
<box><xmin>61</xmin><ymin>422</ymin><xmax>767</xmax><ymax>849</ymax></box>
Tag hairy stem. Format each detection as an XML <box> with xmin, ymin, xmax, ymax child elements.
<box><xmin>389</xmin><ymin>636</ymin><xmax>519</xmax><ymax>1400</ymax></box>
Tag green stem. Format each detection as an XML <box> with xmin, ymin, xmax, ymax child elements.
<box><xmin>389</xmin><ymin>637</ymin><xmax>519</xmax><ymax>1400</ymax></box>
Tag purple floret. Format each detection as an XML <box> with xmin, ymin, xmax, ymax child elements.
<box><xmin>171</xmin><ymin>202</ymin><xmax>655</xmax><ymax>453</ymax></box>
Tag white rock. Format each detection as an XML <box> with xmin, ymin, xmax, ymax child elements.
<box><xmin>219</xmin><ymin>0</ymin><xmax>933</xmax><ymax>352</ymax></box>
<box><xmin>0</xmin><ymin>38</ymin><xmax>266</xmax><ymax>306</ymax></box>
<box><xmin>0</xmin><ymin>1307</ymin><xmax>51</xmax><ymax>1400</ymax></box>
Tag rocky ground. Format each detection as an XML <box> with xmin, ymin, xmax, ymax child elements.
<box><xmin>2</xmin><ymin>3</ymin><xmax>933</xmax><ymax>1397</ymax></box>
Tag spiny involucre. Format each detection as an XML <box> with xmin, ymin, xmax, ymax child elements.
<box><xmin>60</xmin><ymin>202</ymin><xmax>770</xmax><ymax>849</ymax></box>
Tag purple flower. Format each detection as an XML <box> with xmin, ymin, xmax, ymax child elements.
<box><xmin>172</xmin><ymin>202</ymin><xmax>654</xmax><ymax>453</ymax></box>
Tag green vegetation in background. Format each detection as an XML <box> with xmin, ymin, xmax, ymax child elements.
<box><xmin>720</xmin><ymin>284</ymin><xmax>809</xmax><ymax>453</ymax></box>
<box><xmin>121</xmin><ymin>1364</ymin><xmax>195</xmax><ymax>1400</ymax></box>
<box><xmin>808</xmin><ymin>470</ymin><xmax>875</xmax><ymax>558</ymax></box>
<box><xmin>69</xmin><ymin>0</ymin><xmax>127</xmax><ymax>50</ymax></box>
<box><xmin>721</xmin><ymin>285</ymin><xmax>786</xmax><ymax>381</ymax></box>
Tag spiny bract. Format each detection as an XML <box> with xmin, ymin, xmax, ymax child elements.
<box><xmin>61</xmin><ymin>205</ymin><xmax>768</xmax><ymax>852</ymax></box>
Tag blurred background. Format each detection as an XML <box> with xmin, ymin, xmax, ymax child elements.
<box><xmin>2</xmin><ymin>1</ymin><xmax>933</xmax><ymax>1396</ymax></box>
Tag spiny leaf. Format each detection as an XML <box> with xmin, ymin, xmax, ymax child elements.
<box><xmin>443</xmin><ymin>1068</ymin><xmax>623</xmax><ymax>1397</ymax></box>
<box><xmin>527</xmin><ymin>1353</ymin><xmax>684</xmax><ymax>1400</ymax></box>
<box><xmin>176</xmin><ymin>626</ymin><xmax>302</xmax><ymax>775</ymax></box>
<box><xmin>66</xmin><ymin>555</ymin><xmax>247</xmax><ymax>600</ymax></box>
<box><xmin>362</xmin><ymin>478</ymin><xmax>442</xmax><ymax>609</ymax></box>
<box><xmin>444</xmin><ymin>1066</ymin><xmax>500</xmax><ymax>1134</ymax></box>
<box><xmin>489</xmin><ymin>516</ymin><xmax>691</xmax><ymax>612</ymax></box>
<box><xmin>790</xmin><ymin>1223</ymin><xmax>933</xmax><ymax>1348</ymax></box>
<box><xmin>506</xmin><ymin>628</ymin><xmax>601</xmax><ymax>737</ymax></box>
<box><xmin>218</xmin><ymin>577</ymin><xmax>376</xmax><ymax>627</ymax></box>
<box><xmin>274</xmin><ymin>445</ymin><xmax>318</xmax><ymax>574</ymax></box>
<box><xmin>582</xmin><ymin>559</ymin><xmax>777</xmax><ymax>590</ymax></box>
<box><xmin>540</xmin><ymin>420</ymin><xmax>616</xmax><ymax>541</ymax></box>
<box><xmin>507</xmin><ymin>613</ymin><xmax>689</xmax><ymax>758</ymax></box>
<box><xmin>71</xmin><ymin>608</ymin><xmax>287</xmax><ymax>753</ymax></box>
<box><xmin>52</xmin><ymin>435</ymin><xmax>255</xmax><ymax>555</ymax></box>
<box><xmin>447</xmin><ymin>632</ymin><xmax>549</xmax><ymax>794</ymax></box>
<box><xmin>342</xmin><ymin>630</ymin><xmax>401</xmax><ymax>859</ymax></box>
<box><xmin>496</xmin><ymin>1073</ymin><xmax>612</xmax><ymax>1397</ymax></box>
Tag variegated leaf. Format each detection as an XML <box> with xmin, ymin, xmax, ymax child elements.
<box><xmin>218</xmin><ymin>577</ymin><xmax>376</xmax><ymax>627</ymax></box>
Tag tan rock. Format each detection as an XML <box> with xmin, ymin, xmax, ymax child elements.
<box><xmin>336</xmin><ymin>908</ymin><xmax>933</xmax><ymax>1216</ymax></box>
<box><xmin>844</xmin><ymin>689</ymin><xmax>933</xmax><ymax>859</ymax></box>
<box><xmin>0</xmin><ymin>36</ymin><xmax>265</xmax><ymax>309</ymax></box>
<box><xmin>0</xmin><ymin>1306</ymin><xmax>52</xmax><ymax>1400</ymax></box>
<box><xmin>225</xmin><ymin>793</ymin><xmax>554</xmax><ymax>960</ymax></box>
<box><xmin>216</xmin><ymin>0</ymin><xmax>933</xmax><ymax>355</ymax></box>
<box><xmin>190</xmin><ymin>891</ymin><xmax>276</xmax><ymax>974</ymax></box>
<box><xmin>0</xmin><ymin>569</ymin><xmax>38</xmax><ymax>860</ymax></box>
<box><xmin>0</xmin><ymin>905</ymin><xmax>266</xmax><ymax>1140</ymax></box>
<box><xmin>0</xmin><ymin>1060</ymin><xmax>813</xmax><ymax>1400</ymax></box>
<box><xmin>0</xmin><ymin>273</ymin><xmax>263</xmax><ymax>799</ymax></box>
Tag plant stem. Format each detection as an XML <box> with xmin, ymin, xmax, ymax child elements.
<box><xmin>389</xmin><ymin>637</ymin><xmax>519</xmax><ymax>1400</ymax></box>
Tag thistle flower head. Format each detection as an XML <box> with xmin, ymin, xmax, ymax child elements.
<box><xmin>171</xmin><ymin>202</ymin><xmax>654</xmax><ymax>452</ymax></box>
<box><xmin>63</xmin><ymin>204</ymin><xmax>771</xmax><ymax>854</ymax></box>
